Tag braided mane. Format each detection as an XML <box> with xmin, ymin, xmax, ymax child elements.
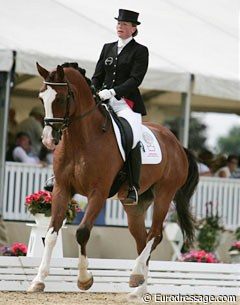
<box><xmin>61</xmin><ymin>62</ymin><xmax>92</xmax><ymax>87</ymax></box>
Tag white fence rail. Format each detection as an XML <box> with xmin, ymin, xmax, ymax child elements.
<box><xmin>2</xmin><ymin>162</ymin><xmax>240</xmax><ymax>230</ymax></box>
<box><xmin>1</xmin><ymin>257</ymin><xmax>239</xmax><ymax>295</ymax></box>
<box><xmin>3</xmin><ymin>162</ymin><xmax>53</xmax><ymax>222</ymax></box>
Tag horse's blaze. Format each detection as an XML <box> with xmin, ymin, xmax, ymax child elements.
<box><xmin>39</xmin><ymin>86</ymin><xmax>57</xmax><ymax>150</ymax></box>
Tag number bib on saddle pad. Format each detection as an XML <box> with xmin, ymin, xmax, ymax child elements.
<box><xmin>109</xmin><ymin>112</ymin><xmax>162</xmax><ymax>164</ymax></box>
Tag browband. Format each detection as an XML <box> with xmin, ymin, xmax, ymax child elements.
<box><xmin>43</xmin><ymin>81</ymin><xmax>68</xmax><ymax>86</ymax></box>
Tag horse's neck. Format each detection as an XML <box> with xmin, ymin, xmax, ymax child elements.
<box><xmin>68</xmin><ymin>94</ymin><xmax>103</xmax><ymax>143</ymax></box>
<box><xmin>64</xmin><ymin>74</ymin><xmax>104</xmax><ymax>142</ymax></box>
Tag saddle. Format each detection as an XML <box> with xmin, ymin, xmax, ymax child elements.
<box><xmin>100</xmin><ymin>103</ymin><xmax>162</xmax><ymax>198</ymax></box>
<box><xmin>102</xmin><ymin>104</ymin><xmax>133</xmax><ymax>197</ymax></box>
<box><xmin>108</xmin><ymin>106</ymin><xmax>133</xmax><ymax>157</ymax></box>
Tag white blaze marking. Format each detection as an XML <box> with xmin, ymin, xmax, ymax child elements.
<box><xmin>39</xmin><ymin>86</ymin><xmax>57</xmax><ymax>150</ymax></box>
<box><xmin>39</xmin><ymin>86</ymin><xmax>56</xmax><ymax>118</ymax></box>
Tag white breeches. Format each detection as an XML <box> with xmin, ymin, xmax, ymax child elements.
<box><xmin>109</xmin><ymin>97</ymin><xmax>142</xmax><ymax>148</ymax></box>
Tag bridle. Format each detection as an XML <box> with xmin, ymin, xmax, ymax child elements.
<box><xmin>43</xmin><ymin>81</ymin><xmax>72</xmax><ymax>130</ymax></box>
<box><xmin>43</xmin><ymin>80</ymin><xmax>102</xmax><ymax>144</ymax></box>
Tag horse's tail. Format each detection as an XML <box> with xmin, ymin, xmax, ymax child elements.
<box><xmin>174</xmin><ymin>148</ymin><xmax>199</xmax><ymax>247</ymax></box>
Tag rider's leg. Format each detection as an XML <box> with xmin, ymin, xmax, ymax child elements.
<box><xmin>124</xmin><ymin>141</ymin><xmax>142</xmax><ymax>204</ymax></box>
<box><xmin>110</xmin><ymin>100</ymin><xmax>142</xmax><ymax>205</ymax></box>
<box><xmin>122</xmin><ymin>112</ymin><xmax>142</xmax><ymax>204</ymax></box>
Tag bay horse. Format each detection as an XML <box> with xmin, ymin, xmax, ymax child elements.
<box><xmin>28</xmin><ymin>62</ymin><xmax>199</xmax><ymax>297</ymax></box>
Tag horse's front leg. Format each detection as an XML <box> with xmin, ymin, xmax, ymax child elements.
<box><xmin>28</xmin><ymin>187</ymin><xmax>68</xmax><ymax>292</ymax></box>
<box><xmin>76</xmin><ymin>193</ymin><xmax>105</xmax><ymax>290</ymax></box>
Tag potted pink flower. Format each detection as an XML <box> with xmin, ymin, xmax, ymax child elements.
<box><xmin>25</xmin><ymin>190</ymin><xmax>82</xmax><ymax>223</ymax></box>
<box><xmin>178</xmin><ymin>250</ymin><xmax>220</xmax><ymax>263</ymax></box>
<box><xmin>0</xmin><ymin>243</ymin><xmax>27</xmax><ymax>256</ymax></box>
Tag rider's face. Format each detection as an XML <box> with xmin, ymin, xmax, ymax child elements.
<box><xmin>116</xmin><ymin>21</ymin><xmax>136</xmax><ymax>39</ymax></box>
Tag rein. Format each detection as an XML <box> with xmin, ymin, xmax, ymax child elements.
<box><xmin>43</xmin><ymin>80</ymin><xmax>104</xmax><ymax>144</ymax></box>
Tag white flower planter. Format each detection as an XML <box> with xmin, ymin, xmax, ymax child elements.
<box><xmin>229</xmin><ymin>250</ymin><xmax>240</xmax><ymax>263</ymax></box>
<box><xmin>26</xmin><ymin>213</ymin><xmax>66</xmax><ymax>258</ymax></box>
<box><xmin>34</xmin><ymin>213</ymin><xmax>51</xmax><ymax>226</ymax></box>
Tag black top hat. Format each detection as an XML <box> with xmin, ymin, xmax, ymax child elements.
<box><xmin>115</xmin><ymin>9</ymin><xmax>141</xmax><ymax>25</ymax></box>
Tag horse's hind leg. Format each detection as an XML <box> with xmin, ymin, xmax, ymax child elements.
<box><xmin>127</xmin><ymin>186</ymin><xmax>174</xmax><ymax>297</ymax></box>
<box><xmin>147</xmin><ymin>183</ymin><xmax>175</xmax><ymax>248</ymax></box>
<box><xmin>123</xmin><ymin>205</ymin><xmax>149</xmax><ymax>298</ymax></box>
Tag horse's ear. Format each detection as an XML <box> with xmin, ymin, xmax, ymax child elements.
<box><xmin>36</xmin><ymin>62</ymin><xmax>49</xmax><ymax>79</ymax></box>
<box><xmin>56</xmin><ymin>65</ymin><xmax>65</xmax><ymax>81</ymax></box>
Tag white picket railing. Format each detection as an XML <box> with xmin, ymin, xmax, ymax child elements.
<box><xmin>3</xmin><ymin>162</ymin><xmax>53</xmax><ymax>222</ymax></box>
<box><xmin>1</xmin><ymin>257</ymin><xmax>239</xmax><ymax>295</ymax></box>
<box><xmin>2</xmin><ymin>162</ymin><xmax>240</xmax><ymax>230</ymax></box>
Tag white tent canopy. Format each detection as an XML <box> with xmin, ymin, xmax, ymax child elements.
<box><xmin>0</xmin><ymin>0</ymin><xmax>239</xmax><ymax>100</ymax></box>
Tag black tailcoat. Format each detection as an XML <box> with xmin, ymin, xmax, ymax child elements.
<box><xmin>92</xmin><ymin>39</ymin><xmax>149</xmax><ymax>115</ymax></box>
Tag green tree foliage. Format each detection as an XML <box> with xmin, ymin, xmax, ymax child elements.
<box><xmin>217</xmin><ymin>126</ymin><xmax>240</xmax><ymax>155</ymax></box>
<box><xmin>164</xmin><ymin>116</ymin><xmax>208</xmax><ymax>152</ymax></box>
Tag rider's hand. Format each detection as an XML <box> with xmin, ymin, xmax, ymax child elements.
<box><xmin>98</xmin><ymin>89</ymin><xmax>116</xmax><ymax>101</ymax></box>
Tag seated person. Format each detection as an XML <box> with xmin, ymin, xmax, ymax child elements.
<box><xmin>197</xmin><ymin>161</ymin><xmax>212</xmax><ymax>176</ymax></box>
<box><xmin>6</xmin><ymin>132</ymin><xmax>41</xmax><ymax>164</ymax></box>
<box><xmin>214</xmin><ymin>155</ymin><xmax>238</xmax><ymax>178</ymax></box>
<box><xmin>16</xmin><ymin>106</ymin><xmax>44</xmax><ymax>157</ymax></box>
<box><xmin>196</xmin><ymin>149</ymin><xmax>214</xmax><ymax>176</ymax></box>
<box><xmin>39</xmin><ymin>145</ymin><xmax>53</xmax><ymax>165</ymax></box>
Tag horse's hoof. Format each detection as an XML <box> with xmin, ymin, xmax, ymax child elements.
<box><xmin>77</xmin><ymin>276</ymin><xmax>94</xmax><ymax>290</ymax></box>
<box><xmin>129</xmin><ymin>274</ymin><xmax>145</xmax><ymax>287</ymax></box>
<box><xmin>28</xmin><ymin>281</ymin><xmax>45</xmax><ymax>292</ymax></box>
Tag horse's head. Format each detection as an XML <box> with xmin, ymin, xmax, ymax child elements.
<box><xmin>37</xmin><ymin>62</ymin><xmax>75</xmax><ymax>150</ymax></box>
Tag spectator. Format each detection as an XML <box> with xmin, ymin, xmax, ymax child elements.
<box><xmin>214</xmin><ymin>155</ymin><xmax>238</xmax><ymax>178</ymax></box>
<box><xmin>39</xmin><ymin>145</ymin><xmax>53</xmax><ymax>165</ymax></box>
<box><xmin>197</xmin><ymin>149</ymin><xmax>214</xmax><ymax>176</ymax></box>
<box><xmin>231</xmin><ymin>155</ymin><xmax>240</xmax><ymax>178</ymax></box>
<box><xmin>197</xmin><ymin>161</ymin><xmax>212</xmax><ymax>176</ymax></box>
<box><xmin>6</xmin><ymin>132</ymin><xmax>41</xmax><ymax>164</ymax></box>
<box><xmin>16</xmin><ymin>106</ymin><xmax>44</xmax><ymax>157</ymax></box>
<box><xmin>211</xmin><ymin>154</ymin><xmax>227</xmax><ymax>174</ymax></box>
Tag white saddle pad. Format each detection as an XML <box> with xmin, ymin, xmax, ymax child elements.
<box><xmin>109</xmin><ymin>112</ymin><xmax>162</xmax><ymax>164</ymax></box>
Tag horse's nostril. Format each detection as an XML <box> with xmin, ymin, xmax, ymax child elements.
<box><xmin>52</xmin><ymin>129</ymin><xmax>62</xmax><ymax>145</ymax></box>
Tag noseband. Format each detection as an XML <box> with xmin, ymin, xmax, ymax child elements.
<box><xmin>43</xmin><ymin>80</ymin><xmax>102</xmax><ymax>144</ymax></box>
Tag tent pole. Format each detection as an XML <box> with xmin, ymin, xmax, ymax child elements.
<box><xmin>179</xmin><ymin>74</ymin><xmax>194</xmax><ymax>148</ymax></box>
<box><xmin>0</xmin><ymin>71</ymin><xmax>11</xmax><ymax>216</ymax></box>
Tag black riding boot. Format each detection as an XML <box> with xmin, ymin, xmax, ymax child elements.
<box><xmin>123</xmin><ymin>142</ymin><xmax>141</xmax><ymax>205</ymax></box>
<box><xmin>44</xmin><ymin>175</ymin><xmax>55</xmax><ymax>192</ymax></box>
